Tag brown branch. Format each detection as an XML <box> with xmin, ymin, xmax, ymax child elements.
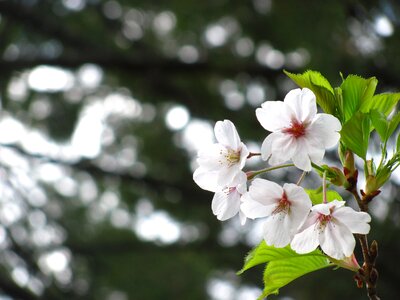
<box><xmin>348</xmin><ymin>181</ymin><xmax>380</xmax><ymax>299</ymax></box>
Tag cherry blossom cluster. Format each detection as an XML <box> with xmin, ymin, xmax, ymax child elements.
<box><xmin>193</xmin><ymin>88</ymin><xmax>371</xmax><ymax>260</ymax></box>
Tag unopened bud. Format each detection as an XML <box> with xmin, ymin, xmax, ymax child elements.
<box><xmin>365</xmin><ymin>175</ymin><xmax>378</xmax><ymax>195</ymax></box>
<box><xmin>370</xmin><ymin>240</ymin><xmax>378</xmax><ymax>264</ymax></box>
<box><xmin>365</xmin><ymin>160</ymin><xmax>376</xmax><ymax>177</ymax></box>
<box><xmin>370</xmin><ymin>268</ymin><xmax>379</xmax><ymax>285</ymax></box>
<box><xmin>344</xmin><ymin>151</ymin><xmax>355</xmax><ymax>175</ymax></box>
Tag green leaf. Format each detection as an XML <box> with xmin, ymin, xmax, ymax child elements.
<box><xmin>370</xmin><ymin>109</ymin><xmax>388</xmax><ymax>141</ymax></box>
<box><xmin>238</xmin><ymin>241</ymin><xmax>298</xmax><ymax>274</ymax></box>
<box><xmin>387</xmin><ymin>111</ymin><xmax>400</xmax><ymax>139</ymax></box>
<box><xmin>305</xmin><ymin>188</ymin><xmax>343</xmax><ymax>205</ymax></box>
<box><xmin>238</xmin><ymin>242</ymin><xmax>331</xmax><ymax>299</ymax></box>
<box><xmin>369</xmin><ymin>109</ymin><xmax>400</xmax><ymax>142</ymax></box>
<box><xmin>260</xmin><ymin>253</ymin><xmax>331</xmax><ymax>298</ymax></box>
<box><xmin>397</xmin><ymin>133</ymin><xmax>400</xmax><ymax>153</ymax></box>
<box><xmin>340</xmin><ymin>111</ymin><xmax>371</xmax><ymax>159</ymax></box>
<box><xmin>340</xmin><ymin>75</ymin><xmax>377</xmax><ymax>123</ymax></box>
<box><xmin>284</xmin><ymin>70</ymin><xmax>337</xmax><ymax>115</ymax></box>
<box><xmin>361</xmin><ymin>93</ymin><xmax>400</xmax><ymax>116</ymax></box>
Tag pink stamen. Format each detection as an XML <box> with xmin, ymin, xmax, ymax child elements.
<box><xmin>318</xmin><ymin>214</ymin><xmax>332</xmax><ymax>225</ymax></box>
<box><xmin>272</xmin><ymin>192</ymin><xmax>291</xmax><ymax>214</ymax></box>
<box><xmin>283</xmin><ymin>120</ymin><xmax>306</xmax><ymax>138</ymax></box>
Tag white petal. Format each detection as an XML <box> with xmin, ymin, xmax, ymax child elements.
<box><xmin>319</xmin><ymin>220</ymin><xmax>355</xmax><ymax>259</ymax></box>
<box><xmin>260</xmin><ymin>134</ymin><xmax>273</xmax><ymax>161</ymax></box>
<box><xmin>261</xmin><ymin>132</ymin><xmax>297</xmax><ymax>165</ymax></box>
<box><xmin>329</xmin><ymin>200</ymin><xmax>346</xmax><ymax>209</ymax></box>
<box><xmin>311</xmin><ymin>200</ymin><xmax>345</xmax><ymax>216</ymax></box>
<box><xmin>297</xmin><ymin>211</ymin><xmax>319</xmax><ymax>232</ymax></box>
<box><xmin>332</xmin><ymin>207</ymin><xmax>371</xmax><ymax>234</ymax></box>
<box><xmin>249</xmin><ymin>178</ymin><xmax>282</xmax><ymax>205</ymax></box>
<box><xmin>308</xmin><ymin>113</ymin><xmax>341</xmax><ymax>149</ymax></box>
<box><xmin>217</xmin><ymin>164</ymin><xmax>240</xmax><ymax>187</ymax></box>
<box><xmin>214</xmin><ymin>120</ymin><xmax>241</xmax><ymax>150</ymax></box>
<box><xmin>284</xmin><ymin>88</ymin><xmax>317</xmax><ymax>123</ymax></box>
<box><xmin>283</xmin><ymin>183</ymin><xmax>311</xmax><ymax>205</ymax></box>
<box><xmin>239</xmin><ymin>210</ymin><xmax>247</xmax><ymax>225</ymax></box>
<box><xmin>211</xmin><ymin>189</ymin><xmax>241</xmax><ymax>221</ymax></box>
<box><xmin>231</xmin><ymin>171</ymin><xmax>247</xmax><ymax>194</ymax></box>
<box><xmin>291</xmin><ymin>139</ymin><xmax>312</xmax><ymax>171</ymax></box>
<box><xmin>193</xmin><ymin>167</ymin><xmax>219</xmax><ymax>192</ymax></box>
<box><xmin>197</xmin><ymin>143</ymin><xmax>226</xmax><ymax>170</ymax></box>
<box><xmin>256</xmin><ymin>101</ymin><xmax>292</xmax><ymax>132</ymax></box>
<box><xmin>240</xmin><ymin>193</ymin><xmax>276</xmax><ymax>219</ymax></box>
<box><xmin>263</xmin><ymin>213</ymin><xmax>292</xmax><ymax>247</ymax></box>
<box><xmin>303</xmin><ymin>135</ymin><xmax>325</xmax><ymax>165</ymax></box>
<box><xmin>238</xmin><ymin>142</ymin><xmax>250</xmax><ymax>169</ymax></box>
<box><xmin>291</xmin><ymin>222</ymin><xmax>320</xmax><ymax>254</ymax></box>
<box><xmin>283</xmin><ymin>183</ymin><xmax>312</xmax><ymax>229</ymax></box>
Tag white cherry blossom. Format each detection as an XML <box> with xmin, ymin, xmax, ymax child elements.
<box><xmin>256</xmin><ymin>88</ymin><xmax>342</xmax><ymax>171</ymax></box>
<box><xmin>291</xmin><ymin>200</ymin><xmax>371</xmax><ymax>260</ymax></box>
<box><xmin>193</xmin><ymin>119</ymin><xmax>249</xmax><ymax>190</ymax></box>
<box><xmin>241</xmin><ymin>179</ymin><xmax>311</xmax><ymax>247</ymax></box>
<box><xmin>211</xmin><ymin>171</ymin><xmax>248</xmax><ymax>224</ymax></box>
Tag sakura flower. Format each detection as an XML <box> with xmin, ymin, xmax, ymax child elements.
<box><xmin>211</xmin><ymin>171</ymin><xmax>248</xmax><ymax>224</ymax></box>
<box><xmin>241</xmin><ymin>179</ymin><xmax>311</xmax><ymax>247</ymax></box>
<box><xmin>291</xmin><ymin>200</ymin><xmax>371</xmax><ymax>260</ymax></box>
<box><xmin>193</xmin><ymin>119</ymin><xmax>249</xmax><ymax>190</ymax></box>
<box><xmin>256</xmin><ymin>88</ymin><xmax>341</xmax><ymax>171</ymax></box>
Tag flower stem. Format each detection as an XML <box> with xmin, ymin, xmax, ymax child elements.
<box><xmin>296</xmin><ymin>171</ymin><xmax>307</xmax><ymax>186</ymax></box>
<box><xmin>247</xmin><ymin>152</ymin><xmax>261</xmax><ymax>159</ymax></box>
<box><xmin>247</xmin><ymin>163</ymin><xmax>294</xmax><ymax>180</ymax></box>
<box><xmin>311</xmin><ymin>162</ymin><xmax>325</xmax><ymax>172</ymax></box>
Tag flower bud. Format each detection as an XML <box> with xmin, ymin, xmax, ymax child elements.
<box><xmin>370</xmin><ymin>240</ymin><xmax>378</xmax><ymax>264</ymax></box>
<box><xmin>343</xmin><ymin>151</ymin><xmax>359</xmax><ymax>190</ymax></box>
<box><xmin>365</xmin><ymin>175</ymin><xmax>378</xmax><ymax>195</ymax></box>
<box><xmin>343</xmin><ymin>150</ymin><xmax>355</xmax><ymax>176</ymax></box>
<box><xmin>370</xmin><ymin>268</ymin><xmax>379</xmax><ymax>285</ymax></box>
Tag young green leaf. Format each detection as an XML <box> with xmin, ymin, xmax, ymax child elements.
<box><xmin>340</xmin><ymin>111</ymin><xmax>371</xmax><ymax>159</ymax></box>
<box><xmin>305</xmin><ymin>189</ymin><xmax>343</xmax><ymax>205</ymax></box>
<box><xmin>238</xmin><ymin>242</ymin><xmax>301</xmax><ymax>274</ymax></box>
<box><xmin>238</xmin><ymin>242</ymin><xmax>331</xmax><ymax>299</ymax></box>
<box><xmin>397</xmin><ymin>133</ymin><xmax>400</xmax><ymax>153</ymax></box>
<box><xmin>361</xmin><ymin>93</ymin><xmax>400</xmax><ymax>116</ymax></box>
<box><xmin>370</xmin><ymin>109</ymin><xmax>388</xmax><ymax>141</ymax></box>
<box><xmin>340</xmin><ymin>75</ymin><xmax>377</xmax><ymax>123</ymax></box>
<box><xmin>260</xmin><ymin>253</ymin><xmax>331</xmax><ymax>298</ymax></box>
<box><xmin>284</xmin><ymin>70</ymin><xmax>337</xmax><ymax>115</ymax></box>
<box><xmin>387</xmin><ymin>111</ymin><xmax>400</xmax><ymax>139</ymax></box>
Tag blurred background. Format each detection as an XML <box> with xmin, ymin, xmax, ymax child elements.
<box><xmin>0</xmin><ymin>0</ymin><xmax>399</xmax><ymax>299</ymax></box>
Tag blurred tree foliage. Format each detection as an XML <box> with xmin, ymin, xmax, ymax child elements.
<box><xmin>0</xmin><ymin>0</ymin><xmax>399</xmax><ymax>299</ymax></box>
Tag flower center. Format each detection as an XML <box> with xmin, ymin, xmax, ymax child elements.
<box><xmin>272</xmin><ymin>192</ymin><xmax>291</xmax><ymax>214</ymax></box>
<box><xmin>282</xmin><ymin>120</ymin><xmax>306</xmax><ymax>138</ymax></box>
<box><xmin>318</xmin><ymin>214</ymin><xmax>332</xmax><ymax>226</ymax></box>
<box><xmin>223</xmin><ymin>186</ymin><xmax>236</xmax><ymax>195</ymax></box>
<box><xmin>222</xmin><ymin>148</ymin><xmax>241</xmax><ymax>166</ymax></box>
